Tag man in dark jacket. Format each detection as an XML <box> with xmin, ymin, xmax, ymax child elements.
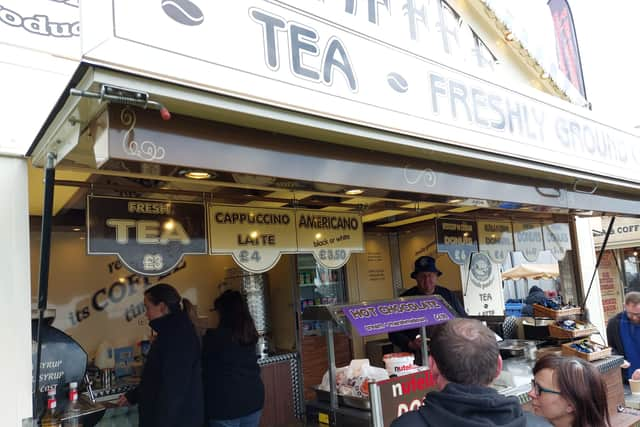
<box><xmin>521</xmin><ymin>285</ymin><xmax>546</xmax><ymax>317</ymax></box>
<box><xmin>607</xmin><ymin>291</ymin><xmax>640</xmax><ymax>380</ymax></box>
<box><xmin>391</xmin><ymin>318</ymin><xmax>526</xmax><ymax>427</ymax></box>
<box><xmin>389</xmin><ymin>256</ymin><xmax>466</xmax><ymax>363</ymax></box>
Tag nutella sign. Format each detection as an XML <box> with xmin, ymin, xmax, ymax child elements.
<box><xmin>370</xmin><ymin>370</ymin><xmax>437</xmax><ymax>426</ymax></box>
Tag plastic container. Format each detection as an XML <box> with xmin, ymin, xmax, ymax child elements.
<box><xmin>505</xmin><ymin>303</ymin><xmax>524</xmax><ymax>317</ymax></box>
<box><xmin>383</xmin><ymin>352</ymin><xmax>415</xmax><ymax>376</ymax></box>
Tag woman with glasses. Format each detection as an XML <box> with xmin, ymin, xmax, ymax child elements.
<box><xmin>528</xmin><ymin>354</ymin><xmax>610</xmax><ymax>427</ymax></box>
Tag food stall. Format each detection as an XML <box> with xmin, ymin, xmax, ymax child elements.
<box><xmin>14</xmin><ymin>2</ymin><xmax>640</xmax><ymax>426</ymax></box>
<box><xmin>302</xmin><ymin>294</ymin><xmax>456</xmax><ymax>427</ymax></box>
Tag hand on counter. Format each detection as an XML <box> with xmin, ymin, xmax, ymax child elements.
<box><xmin>622</xmin><ymin>360</ymin><xmax>631</xmax><ymax>369</ymax></box>
<box><xmin>117</xmin><ymin>394</ymin><xmax>130</xmax><ymax>407</ymax></box>
<box><xmin>407</xmin><ymin>337</ymin><xmax>422</xmax><ymax>351</ymax></box>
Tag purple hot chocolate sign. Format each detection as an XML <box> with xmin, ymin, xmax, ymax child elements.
<box><xmin>342</xmin><ymin>295</ymin><xmax>455</xmax><ymax>336</ymax></box>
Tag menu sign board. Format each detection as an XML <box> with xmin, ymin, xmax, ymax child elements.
<box><xmin>32</xmin><ymin>324</ymin><xmax>87</xmax><ymax>394</ymax></box>
<box><xmin>513</xmin><ymin>222</ymin><xmax>544</xmax><ymax>262</ymax></box>
<box><xmin>87</xmin><ymin>196</ymin><xmax>207</xmax><ymax>276</ymax></box>
<box><xmin>208</xmin><ymin>204</ymin><xmax>297</xmax><ymax>273</ymax></box>
<box><xmin>477</xmin><ymin>221</ymin><xmax>514</xmax><ymax>264</ymax></box>
<box><xmin>342</xmin><ymin>295</ymin><xmax>455</xmax><ymax>337</ymax></box>
<box><xmin>370</xmin><ymin>370</ymin><xmax>437</xmax><ymax>427</ymax></box>
<box><xmin>542</xmin><ymin>222</ymin><xmax>572</xmax><ymax>261</ymax></box>
<box><xmin>463</xmin><ymin>252</ymin><xmax>505</xmax><ymax>316</ymax></box>
<box><xmin>295</xmin><ymin>209</ymin><xmax>364</xmax><ymax>269</ymax></box>
<box><xmin>436</xmin><ymin>219</ymin><xmax>478</xmax><ymax>265</ymax></box>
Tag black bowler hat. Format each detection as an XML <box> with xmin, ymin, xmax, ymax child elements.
<box><xmin>411</xmin><ymin>256</ymin><xmax>442</xmax><ymax>278</ymax></box>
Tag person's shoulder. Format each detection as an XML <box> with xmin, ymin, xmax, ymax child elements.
<box><xmin>204</xmin><ymin>327</ymin><xmax>230</xmax><ymax>340</ymax></box>
<box><xmin>434</xmin><ymin>285</ymin><xmax>454</xmax><ymax>296</ymax></box>
<box><xmin>609</xmin><ymin>311</ymin><xmax>624</xmax><ymax>323</ymax></box>
<box><xmin>400</xmin><ymin>286</ymin><xmax>421</xmax><ymax>296</ymax></box>
<box><xmin>523</xmin><ymin>410</ymin><xmax>554</xmax><ymax>427</ymax></box>
<box><xmin>390</xmin><ymin>410</ymin><xmax>425</xmax><ymax>427</ymax></box>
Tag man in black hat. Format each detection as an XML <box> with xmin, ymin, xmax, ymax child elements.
<box><xmin>389</xmin><ymin>256</ymin><xmax>466</xmax><ymax>360</ymax></box>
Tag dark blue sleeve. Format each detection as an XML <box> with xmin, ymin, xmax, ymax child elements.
<box><xmin>450</xmin><ymin>293</ymin><xmax>467</xmax><ymax>317</ymax></box>
<box><xmin>390</xmin><ymin>410</ymin><xmax>424</xmax><ymax>426</ymax></box>
<box><xmin>437</xmin><ymin>287</ymin><xmax>466</xmax><ymax>317</ymax></box>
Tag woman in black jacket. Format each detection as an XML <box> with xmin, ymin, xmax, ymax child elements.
<box><xmin>203</xmin><ymin>290</ymin><xmax>264</xmax><ymax>427</ymax></box>
<box><xmin>118</xmin><ymin>283</ymin><xmax>204</xmax><ymax>427</ymax></box>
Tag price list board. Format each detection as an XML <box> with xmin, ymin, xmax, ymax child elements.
<box><xmin>208</xmin><ymin>204</ymin><xmax>363</xmax><ymax>272</ymax></box>
<box><xmin>295</xmin><ymin>209</ymin><xmax>364</xmax><ymax>269</ymax></box>
<box><xmin>208</xmin><ymin>204</ymin><xmax>298</xmax><ymax>273</ymax></box>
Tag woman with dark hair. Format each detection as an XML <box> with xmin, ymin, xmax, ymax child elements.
<box><xmin>203</xmin><ymin>290</ymin><xmax>264</xmax><ymax>427</ymax></box>
<box><xmin>528</xmin><ymin>354</ymin><xmax>610</xmax><ymax>427</ymax></box>
<box><xmin>117</xmin><ymin>283</ymin><xmax>204</xmax><ymax>427</ymax></box>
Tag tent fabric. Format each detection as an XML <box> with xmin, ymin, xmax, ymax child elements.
<box><xmin>501</xmin><ymin>263</ymin><xmax>559</xmax><ymax>280</ymax></box>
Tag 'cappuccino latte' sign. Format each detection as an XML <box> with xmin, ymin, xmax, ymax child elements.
<box><xmin>208</xmin><ymin>204</ymin><xmax>297</xmax><ymax>273</ymax></box>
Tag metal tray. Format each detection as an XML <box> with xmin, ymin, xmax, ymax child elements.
<box><xmin>313</xmin><ymin>386</ymin><xmax>371</xmax><ymax>410</ymax></box>
<box><xmin>498</xmin><ymin>339</ymin><xmax>542</xmax><ymax>358</ymax></box>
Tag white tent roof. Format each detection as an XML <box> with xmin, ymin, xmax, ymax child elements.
<box><xmin>501</xmin><ymin>263</ymin><xmax>559</xmax><ymax>280</ymax></box>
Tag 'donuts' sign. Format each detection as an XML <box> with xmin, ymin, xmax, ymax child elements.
<box><xmin>477</xmin><ymin>221</ymin><xmax>514</xmax><ymax>264</ymax></box>
<box><xmin>513</xmin><ymin>222</ymin><xmax>544</xmax><ymax>262</ymax></box>
<box><xmin>87</xmin><ymin>196</ymin><xmax>207</xmax><ymax>275</ymax></box>
<box><xmin>542</xmin><ymin>222</ymin><xmax>572</xmax><ymax>261</ymax></box>
<box><xmin>436</xmin><ymin>219</ymin><xmax>478</xmax><ymax>265</ymax></box>
<box><xmin>295</xmin><ymin>209</ymin><xmax>364</xmax><ymax>269</ymax></box>
<box><xmin>208</xmin><ymin>204</ymin><xmax>297</xmax><ymax>273</ymax></box>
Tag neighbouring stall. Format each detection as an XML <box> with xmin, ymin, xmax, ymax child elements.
<box><xmin>302</xmin><ymin>295</ymin><xmax>456</xmax><ymax>427</ymax></box>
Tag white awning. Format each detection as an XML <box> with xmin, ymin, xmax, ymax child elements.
<box><xmin>502</xmin><ymin>264</ymin><xmax>559</xmax><ymax>280</ymax></box>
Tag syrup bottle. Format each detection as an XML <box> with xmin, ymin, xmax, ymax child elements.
<box><xmin>40</xmin><ymin>387</ymin><xmax>61</xmax><ymax>427</ymax></box>
<box><xmin>61</xmin><ymin>382</ymin><xmax>83</xmax><ymax>427</ymax></box>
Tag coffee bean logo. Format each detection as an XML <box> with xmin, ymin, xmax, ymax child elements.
<box><xmin>386</xmin><ymin>72</ymin><xmax>409</xmax><ymax>93</ymax></box>
<box><xmin>161</xmin><ymin>0</ymin><xmax>204</xmax><ymax>26</ymax></box>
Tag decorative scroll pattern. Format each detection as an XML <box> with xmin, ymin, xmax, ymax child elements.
<box><xmin>120</xmin><ymin>107</ymin><xmax>166</xmax><ymax>161</ymax></box>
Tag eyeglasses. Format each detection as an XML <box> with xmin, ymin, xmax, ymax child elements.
<box><xmin>530</xmin><ymin>380</ymin><xmax>561</xmax><ymax>396</ymax></box>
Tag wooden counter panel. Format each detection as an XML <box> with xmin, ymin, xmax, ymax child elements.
<box><xmin>260</xmin><ymin>360</ymin><xmax>296</xmax><ymax>427</ymax></box>
<box><xmin>301</xmin><ymin>333</ymin><xmax>352</xmax><ymax>401</ymax></box>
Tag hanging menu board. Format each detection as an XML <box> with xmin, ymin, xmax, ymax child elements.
<box><xmin>87</xmin><ymin>196</ymin><xmax>207</xmax><ymax>275</ymax></box>
<box><xmin>513</xmin><ymin>222</ymin><xmax>544</xmax><ymax>262</ymax></box>
<box><xmin>208</xmin><ymin>204</ymin><xmax>297</xmax><ymax>273</ymax></box>
<box><xmin>295</xmin><ymin>209</ymin><xmax>364</xmax><ymax>269</ymax></box>
<box><xmin>477</xmin><ymin>221</ymin><xmax>514</xmax><ymax>264</ymax></box>
<box><xmin>208</xmin><ymin>205</ymin><xmax>364</xmax><ymax>272</ymax></box>
<box><xmin>542</xmin><ymin>222</ymin><xmax>572</xmax><ymax>261</ymax></box>
<box><xmin>436</xmin><ymin>219</ymin><xmax>478</xmax><ymax>265</ymax></box>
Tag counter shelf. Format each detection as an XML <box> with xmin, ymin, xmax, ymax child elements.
<box><xmin>302</xmin><ymin>295</ymin><xmax>457</xmax><ymax>427</ymax></box>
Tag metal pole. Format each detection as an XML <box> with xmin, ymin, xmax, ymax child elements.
<box><xmin>326</xmin><ymin>321</ymin><xmax>337</xmax><ymax>420</ymax></box>
<box><xmin>33</xmin><ymin>152</ymin><xmax>56</xmax><ymax>416</ymax></box>
<box><xmin>420</xmin><ymin>326</ymin><xmax>429</xmax><ymax>368</ymax></box>
<box><xmin>581</xmin><ymin>216</ymin><xmax>615</xmax><ymax>312</ymax></box>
